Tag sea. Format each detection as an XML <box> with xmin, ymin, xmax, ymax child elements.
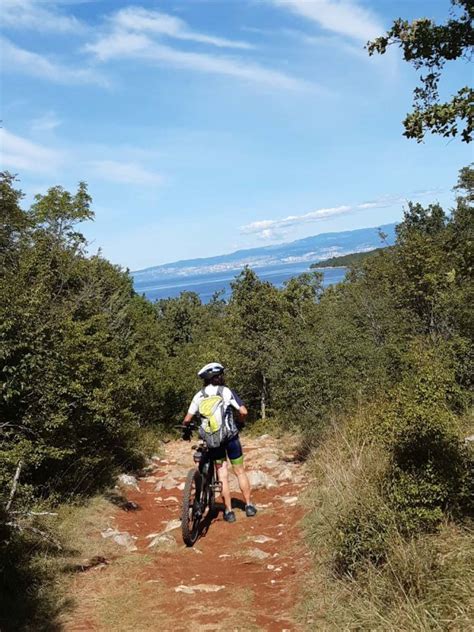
<box><xmin>133</xmin><ymin>262</ymin><xmax>347</xmax><ymax>303</ymax></box>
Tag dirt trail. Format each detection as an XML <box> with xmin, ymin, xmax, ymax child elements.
<box><xmin>64</xmin><ymin>434</ymin><xmax>311</xmax><ymax>631</ymax></box>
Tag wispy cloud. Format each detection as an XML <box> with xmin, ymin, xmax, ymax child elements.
<box><xmin>111</xmin><ymin>7</ymin><xmax>254</xmax><ymax>50</ymax></box>
<box><xmin>30</xmin><ymin>111</ymin><xmax>62</xmax><ymax>133</ymax></box>
<box><xmin>290</xmin><ymin>31</ymin><xmax>367</xmax><ymax>58</ymax></box>
<box><xmin>86</xmin><ymin>31</ymin><xmax>314</xmax><ymax>91</ymax></box>
<box><xmin>270</xmin><ymin>0</ymin><xmax>383</xmax><ymax>42</ymax></box>
<box><xmin>0</xmin><ymin>126</ymin><xmax>166</xmax><ymax>188</ymax></box>
<box><xmin>1</xmin><ymin>37</ymin><xmax>109</xmax><ymax>86</ymax></box>
<box><xmin>241</xmin><ymin>192</ymin><xmax>437</xmax><ymax>239</ymax></box>
<box><xmin>241</xmin><ymin>204</ymin><xmax>353</xmax><ymax>237</ymax></box>
<box><xmin>89</xmin><ymin>160</ymin><xmax>164</xmax><ymax>186</ymax></box>
<box><xmin>1</xmin><ymin>0</ymin><xmax>85</xmax><ymax>34</ymax></box>
<box><xmin>245</xmin><ymin>25</ymin><xmax>367</xmax><ymax>59</ymax></box>
<box><xmin>0</xmin><ymin>128</ymin><xmax>63</xmax><ymax>173</ymax></box>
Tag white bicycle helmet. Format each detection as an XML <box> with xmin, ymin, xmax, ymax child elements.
<box><xmin>197</xmin><ymin>362</ymin><xmax>224</xmax><ymax>380</ymax></box>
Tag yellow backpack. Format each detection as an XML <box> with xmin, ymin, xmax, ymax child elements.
<box><xmin>197</xmin><ymin>386</ymin><xmax>238</xmax><ymax>448</ymax></box>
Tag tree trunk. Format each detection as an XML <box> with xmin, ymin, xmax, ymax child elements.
<box><xmin>261</xmin><ymin>374</ymin><xmax>266</xmax><ymax>420</ymax></box>
<box><xmin>6</xmin><ymin>460</ymin><xmax>22</xmax><ymax>512</ymax></box>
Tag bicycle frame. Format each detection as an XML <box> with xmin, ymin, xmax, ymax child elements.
<box><xmin>194</xmin><ymin>441</ymin><xmax>222</xmax><ymax>512</ymax></box>
<box><xmin>181</xmin><ymin>436</ymin><xmax>222</xmax><ymax>546</ymax></box>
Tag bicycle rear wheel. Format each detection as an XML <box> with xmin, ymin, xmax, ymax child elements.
<box><xmin>181</xmin><ymin>469</ymin><xmax>202</xmax><ymax>546</ymax></box>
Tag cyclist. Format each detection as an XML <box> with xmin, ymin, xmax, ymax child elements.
<box><xmin>182</xmin><ymin>362</ymin><xmax>257</xmax><ymax>523</ymax></box>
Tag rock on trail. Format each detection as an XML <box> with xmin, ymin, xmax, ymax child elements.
<box><xmin>174</xmin><ymin>584</ymin><xmax>226</xmax><ymax>594</ymax></box>
<box><xmin>100</xmin><ymin>528</ymin><xmax>138</xmax><ymax>552</ymax></box>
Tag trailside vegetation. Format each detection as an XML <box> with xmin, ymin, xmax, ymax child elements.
<box><xmin>1</xmin><ymin>165</ymin><xmax>473</xmax><ymax>629</ymax></box>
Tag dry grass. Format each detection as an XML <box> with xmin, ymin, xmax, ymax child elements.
<box><xmin>49</xmin><ymin>498</ymin><xmax>166</xmax><ymax>629</ymax></box>
<box><xmin>301</xmin><ymin>523</ymin><xmax>473</xmax><ymax>631</ymax></box>
<box><xmin>55</xmin><ymin>496</ymin><xmax>118</xmax><ymax>559</ymax></box>
<box><xmin>56</xmin><ymin>506</ymin><xmax>170</xmax><ymax>629</ymax></box>
<box><xmin>300</xmin><ymin>411</ymin><xmax>474</xmax><ymax>631</ymax></box>
<box><xmin>303</xmin><ymin>415</ymin><xmax>390</xmax><ymax>551</ymax></box>
<box><xmin>59</xmin><ymin>553</ymin><xmax>171</xmax><ymax>630</ymax></box>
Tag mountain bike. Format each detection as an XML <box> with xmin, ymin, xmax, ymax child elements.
<box><xmin>178</xmin><ymin>424</ymin><xmax>222</xmax><ymax>546</ymax></box>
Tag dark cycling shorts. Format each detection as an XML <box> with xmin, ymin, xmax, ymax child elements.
<box><xmin>210</xmin><ymin>436</ymin><xmax>243</xmax><ymax>466</ymax></box>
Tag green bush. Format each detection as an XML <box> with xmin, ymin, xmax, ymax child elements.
<box><xmin>379</xmin><ymin>346</ymin><xmax>473</xmax><ymax>532</ymax></box>
<box><xmin>303</xmin><ymin>412</ymin><xmax>473</xmax><ymax>629</ymax></box>
<box><xmin>244</xmin><ymin>415</ymin><xmax>285</xmax><ymax>438</ymax></box>
<box><xmin>333</xmin><ymin>503</ymin><xmax>396</xmax><ymax>576</ymax></box>
<box><xmin>0</xmin><ymin>178</ymin><xmax>171</xmax><ymax>505</ymax></box>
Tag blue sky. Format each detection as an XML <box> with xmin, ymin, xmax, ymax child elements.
<box><xmin>1</xmin><ymin>0</ymin><xmax>471</xmax><ymax>270</ymax></box>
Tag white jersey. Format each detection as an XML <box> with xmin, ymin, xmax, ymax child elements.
<box><xmin>187</xmin><ymin>385</ymin><xmax>241</xmax><ymax>417</ymax></box>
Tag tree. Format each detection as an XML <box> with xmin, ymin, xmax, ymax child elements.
<box><xmin>228</xmin><ymin>268</ymin><xmax>283</xmax><ymax>420</ymax></box>
<box><xmin>155</xmin><ymin>291</ymin><xmax>203</xmax><ymax>356</ymax></box>
<box><xmin>0</xmin><ymin>177</ymin><xmax>170</xmax><ymax>503</ymax></box>
<box><xmin>282</xmin><ymin>270</ymin><xmax>323</xmax><ymax>319</ymax></box>
<box><xmin>0</xmin><ymin>172</ymin><xmax>29</xmax><ymax>266</ymax></box>
<box><xmin>367</xmin><ymin>0</ymin><xmax>473</xmax><ymax>142</ymax></box>
<box><xmin>30</xmin><ymin>182</ymin><xmax>93</xmax><ymax>247</ymax></box>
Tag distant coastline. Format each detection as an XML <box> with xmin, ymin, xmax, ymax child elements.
<box><xmin>310</xmin><ymin>247</ymin><xmax>388</xmax><ymax>269</ymax></box>
<box><xmin>131</xmin><ymin>225</ymin><xmax>393</xmax><ymax>303</ymax></box>
<box><xmin>133</xmin><ymin>263</ymin><xmax>347</xmax><ymax>303</ymax></box>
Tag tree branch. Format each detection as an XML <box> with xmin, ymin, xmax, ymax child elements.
<box><xmin>6</xmin><ymin>460</ymin><xmax>22</xmax><ymax>512</ymax></box>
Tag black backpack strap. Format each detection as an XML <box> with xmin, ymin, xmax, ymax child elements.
<box><xmin>201</xmin><ymin>387</ymin><xmax>207</xmax><ymax>398</ymax></box>
<box><xmin>217</xmin><ymin>385</ymin><xmax>224</xmax><ymax>397</ymax></box>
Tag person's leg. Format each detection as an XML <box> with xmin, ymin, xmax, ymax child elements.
<box><xmin>232</xmin><ymin>463</ymin><xmax>251</xmax><ymax>505</ymax></box>
<box><xmin>210</xmin><ymin>445</ymin><xmax>234</xmax><ymax>520</ymax></box>
<box><xmin>216</xmin><ymin>461</ymin><xmax>232</xmax><ymax>512</ymax></box>
<box><xmin>226</xmin><ymin>437</ymin><xmax>256</xmax><ymax>513</ymax></box>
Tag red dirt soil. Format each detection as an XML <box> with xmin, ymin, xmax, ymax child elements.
<box><xmin>64</xmin><ymin>435</ymin><xmax>311</xmax><ymax>631</ymax></box>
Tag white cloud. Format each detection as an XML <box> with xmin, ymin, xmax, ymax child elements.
<box><xmin>111</xmin><ymin>7</ymin><xmax>253</xmax><ymax>50</ymax></box>
<box><xmin>260</xmin><ymin>228</ymin><xmax>279</xmax><ymax>240</ymax></box>
<box><xmin>89</xmin><ymin>160</ymin><xmax>164</xmax><ymax>186</ymax></box>
<box><xmin>246</xmin><ymin>26</ymin><xmax>368</xmax><ymax>59</ymax></box>
<box><xmin>0</xmin><ymin>37</ymin><xmax>109</xmax><ymax>86</ymax></box>
<box><xmin>270</xmin><ymin>0</ymin><xmax>384</xmax><ymax>42</ymax></box>
<box><xmin>292</xmin><ymin>31</ymin><xmax>367</xmax><ymax>58</ymax></box>
<box><xmin>0</xmin><ymin>128</ymin><xmax>63</xmax><ymax>173</ymax></box>
<box><xmin>241</xmin><ymin>191</ymin><xmax>440</xmax><ymax>239</ymax></box>
<box><xmin>86</xmin><ymin>31</ymin><xmax>314</xmax><ymax>91</ymax></box>
<box><xmin>85</xmin><ymin>31</ymin><xmax>150</xmax><ymax>61</ymax></box>
<box><xmin>1</xmin><ymin>0</ymin><xmax>84</xmax><ymax>34</ymax></box>
<box><xmin>242</xmin><ymin>204</ymin><xmax>353</xmax><ymax>236</ymax></box>
<box><xmin>30</xmin><ymin>112</ymin><xmax>62</xmax><ymax>133</ymax></box>
<box><xmin>0</xmin><ymin>128</ymin><xmax>165</xmax><ymax>186</ymax></box>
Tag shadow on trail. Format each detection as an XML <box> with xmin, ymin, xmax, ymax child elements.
<box><xmin>230</xmin><ymin>498</ymin><xmax>246</xmax><ymax>512</ymax></box>
<box><xmin>0</xmin><ymin>527</ymin><xmax>74</xmax><ymax>632</ymax></box>
<box><xmin>194</xmin><ymin>506</ymin><xmax>219</xmax><ymax>542</ymax></box>
<box><xmin>104</xmin><ymin>489</ymin><xmax>140</xmax><ymax>512</ymax></box>
<box><xmin>193</xmin><ymin>497</ymin><xmax>247</xmax><ymax>543</ymax></box>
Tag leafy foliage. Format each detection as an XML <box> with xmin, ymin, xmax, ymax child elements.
<box><xmin>367</xmin><ymin>0</ymin><xmax>474</xmax><ymax>142</ymax></box>
<box><xmin>0</xmin><ymin>177</ymin><xmax>172</xmax><ymax>507</ymax></box>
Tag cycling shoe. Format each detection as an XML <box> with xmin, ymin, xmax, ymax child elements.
<box><xmin>224</xmin><ymin>510</ymin><xmax>236</xmax><ymax>523</ymax></box>
<box><xmin>245</xmin><ymin>504</ymin><xmax>257</xmax><ymax>517</ymax></box>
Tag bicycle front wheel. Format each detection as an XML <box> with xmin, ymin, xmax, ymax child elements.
<box><xmin>181</xmin><ymin>469</ymin><xmax>202</xmax><ymax>546</ymax></box>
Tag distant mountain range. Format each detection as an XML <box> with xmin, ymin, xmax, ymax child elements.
<box><xmin>132</xmin><ymin>223</ymin><xmax>396</xmax><ymax>283</ymax></box>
